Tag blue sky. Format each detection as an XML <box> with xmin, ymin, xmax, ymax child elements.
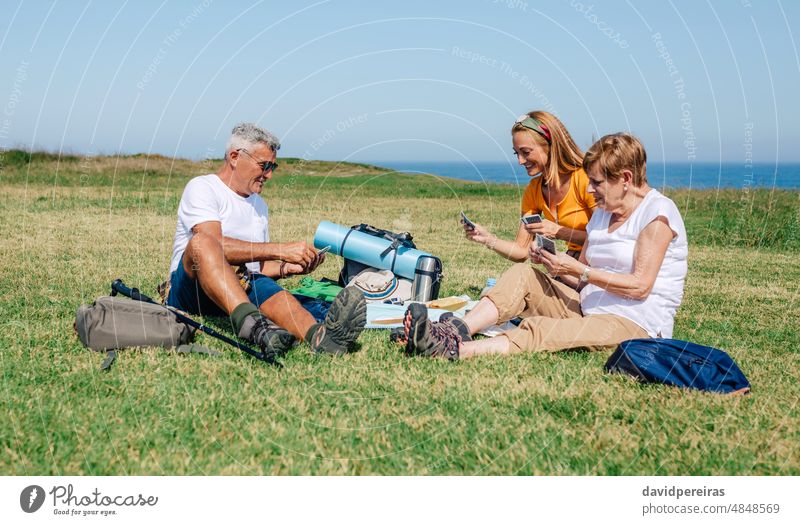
<box><xmin>1</xmin><ymin>0</ymin><xmax>798</xmax><ymax>163</ymax></box>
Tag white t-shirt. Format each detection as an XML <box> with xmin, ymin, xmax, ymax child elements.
<box><xmin>579</xmin><ymin>189</ymin><xmax>688</xmax><ymax>338</ymax></box>
<box><xmin>169</xmin><ymin>174</ymin><xmax>269</xmax><ymax>274</ymax></box>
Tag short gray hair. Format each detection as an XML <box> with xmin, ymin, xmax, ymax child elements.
<box><xmin>226</xmin><ymin>122</ymin><xmax>281</xmax><ymax>155</ymax></box>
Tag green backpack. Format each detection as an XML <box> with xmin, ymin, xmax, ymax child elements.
<box><xmin>75</xmin><ymin>296</ymin><xmax>215</xmax><ymax>370</ymax></box>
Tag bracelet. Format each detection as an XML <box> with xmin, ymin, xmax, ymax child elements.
<box><xmin>279</xmin><ymin>261</ymin><xmax>288</xmax><ymax>279</ymax></box>
<box><xmin>485</xmin><ymin>235</ymin><xmax>498</xmax><ymax>251</ymax></box>
<box><xmin>579</xmin><ymin>265</ymin><xmax>591</xmax><ymax>283</ymax></box>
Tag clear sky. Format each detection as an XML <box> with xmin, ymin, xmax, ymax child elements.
<box><xmin>1</xmin><ymin>0</ymin><xmax>798</xmax><ymax>163</ymax></box>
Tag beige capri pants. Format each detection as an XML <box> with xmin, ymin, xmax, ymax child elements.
<box><xmin>484</xmin><ymin>263</ymin><xmax>647</xmax><ymax>352</ymax></box>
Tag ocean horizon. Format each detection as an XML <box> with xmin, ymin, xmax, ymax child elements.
<box><xmin>371</xmin><ymin>161</ymin><xmax>800</xmax><ymax>190</ymax></box>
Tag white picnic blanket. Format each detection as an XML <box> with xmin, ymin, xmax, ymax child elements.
<box><xmin>365</xmin><ymin>295</ymin><xmax>517</xmax><ymax>335</ymax></box>
<box><xmin>365</xmin><ymin>303</ymin><xmax>450</xmax><ymax>329</ymax></box>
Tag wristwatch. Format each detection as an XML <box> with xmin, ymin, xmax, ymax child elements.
<box><xmin>579</xmin><ymin>266</ymin><xmax>591</xmax><ymax>284</ymax></box>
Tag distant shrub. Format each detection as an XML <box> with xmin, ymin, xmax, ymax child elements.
<box><xmin>1</xmin><ymin>148</ymin><xmax>80</xmax><ymax>167</ymax></box>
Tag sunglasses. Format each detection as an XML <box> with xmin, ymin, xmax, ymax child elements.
<box><xmin>238</xmin><ymin>148</ymin><xmax>279</xmax><ymax>173</ymax></box>
<box><xmin>515</xmin><ymin>115</ymin><xmax>552</xmax><ymax>144</ymax></box>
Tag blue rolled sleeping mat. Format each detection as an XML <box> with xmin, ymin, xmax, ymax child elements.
<box><xmin>313</xmin><ymin>221</ymin><xmax>441</xmax><ymax>301</ymax></box>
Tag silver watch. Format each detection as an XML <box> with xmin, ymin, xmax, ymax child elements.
<box><xmin>579</xmin><ymin>266</ymin><xmax>591</xmax><ymax>283</ymax></box>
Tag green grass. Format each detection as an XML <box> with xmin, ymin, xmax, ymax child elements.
<box><xmin>1</xmin><ymin>150</ymin><xmax>798</xmax><ymax>475</ymax></box>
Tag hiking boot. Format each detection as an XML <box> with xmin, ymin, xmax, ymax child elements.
<box><xmin>308</xmin><ymin>287</ymin><xmax>367</xmax><ymax>355</ymax></box>
<box><xmin>389</xmin><ymin>326</ymin><xmax>407</xmax><ymax>345</ymax></box>
<box><xmin>403</xmin><ymin>303</ymin><xmax>461</xmax><ymax>360</ymax></box>
<box><xmin>439</xmin><ymin>312</ymin><xmax>472</xmax><ymax>343</ymax></box>
<box><xmin>247</xmin><ymin>316</ymin><xmax>296</xmax><ymax>360</ymax></box>
<box><xmin>390</xmin><ymin>312</ymin><xmax>471</xmax><ymax>346</ymax></box>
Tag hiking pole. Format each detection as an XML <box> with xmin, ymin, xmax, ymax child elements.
<box><xmin>110</xmin><ymin>279</ymin><xmax>281</xmax><ymax>368</ymax></box>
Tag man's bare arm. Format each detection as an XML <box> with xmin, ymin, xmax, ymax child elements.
<box><xmin>191</xmin><ymin>221</ymin><xmax>316</xmax><ymax>267</ymax></box>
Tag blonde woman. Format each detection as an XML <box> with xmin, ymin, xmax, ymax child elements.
<box><xmin>464</xmin><ymin>110</ymin><xmax>596</xmax><ymax>259</ymax></box>
<box><xmin>406</xmin><ymin>133</ymin><xmax>687</xmax><ymax>360</ymax></box>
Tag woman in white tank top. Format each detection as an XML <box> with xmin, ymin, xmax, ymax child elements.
<box><xmin>401</xmin><ymin>133</ymin><xmax>688</xmax><ymax>359</ymax></box>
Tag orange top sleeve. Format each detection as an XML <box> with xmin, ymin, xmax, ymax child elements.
<box><xmin>519</xmin><ymin>168</ymin><xmax>596</xmax><ymax>252</ymax></box>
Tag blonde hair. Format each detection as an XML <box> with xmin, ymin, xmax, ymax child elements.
<box><xmin>583</xmin><ymin>133</ymin><xmax>648</xmax><ymax>187</ymax></box>
<box><xmin>511</xmin><ymin>110</ymin><xmax>584</xmax><ymax>190</ymax></box>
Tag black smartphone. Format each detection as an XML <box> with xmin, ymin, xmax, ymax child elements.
<box><xmin>535</xmin><ymin>234</ymin><xmax>556</xmax><ymax>255</ymax></box>
<box><xmin>460</xmin><ymin>211</ymin><xmax>476</xmax><ymax>231</ymax></box>
<box><xmin>521</xmin><ymin>214</ymin><xmax>543</xmax><ymax>225</ymax></box>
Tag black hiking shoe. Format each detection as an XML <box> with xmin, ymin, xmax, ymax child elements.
<box><xmin>389</xmin><ymin>326</ymin><xmax>407</xmax><ymax>345</ymax></box>
<box><xmin>403</xmin><ymin>303</ymin><xmax>462</xmax><ymax>360</ymax></box>
<box><xmin>309</xmin><ymin>287</ymin><xmax>367</xmax><ymax>355</ymax></box>
<box><xmin>248</xmin><ymin>316</ymin><xmax>296</xmax><ymax>360</ymax></box>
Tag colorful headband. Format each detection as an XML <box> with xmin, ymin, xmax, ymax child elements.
<box><xmin>515</xmin><ymin>115</ymin><xmax>552</xmax><ymax>144</ymax></box>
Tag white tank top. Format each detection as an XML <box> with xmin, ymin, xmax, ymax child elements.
<box><xmin>579</xmin><ymin>189</ymin><xmax>688</xmax><ymax>338</ymax></box>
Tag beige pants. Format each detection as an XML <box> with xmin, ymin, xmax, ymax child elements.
<box><xmin>484</xmin><ymin>263</ymin><xmax>647</xmax><ymax>352</ymax></box>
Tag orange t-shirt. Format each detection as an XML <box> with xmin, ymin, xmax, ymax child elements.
<box><xmin>520</xmin><ymin>168</ymin><xmax>597</xmax><ymax>252</ymax></box>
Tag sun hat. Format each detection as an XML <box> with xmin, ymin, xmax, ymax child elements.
<box><xmin>347</xmin><ymin>269</ymin><xmax>412</xmax><ymax>303</ymax></box>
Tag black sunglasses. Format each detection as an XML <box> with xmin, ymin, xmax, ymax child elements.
<box><xmin>238</xmin><ymin>149</ymin><xmax>278</xmax><ymax>173</ymax></box>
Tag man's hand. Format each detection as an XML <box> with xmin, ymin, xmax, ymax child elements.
<box><xmin>523</xmin><ymin>217</ymin><xmax>560</xmax><ymax>238</ymax></box>
<box><xmin>277</xmin><ymin>242</ymin><xmax>316</xmax><ymax>268</ymax></box>
<box><xmin>282</xmin><ymin>252</ymin><xmax>326</xmax><ymax>276</ymax></box>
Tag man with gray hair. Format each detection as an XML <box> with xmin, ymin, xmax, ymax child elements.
<box><xmin>166</xmin><ymin>122</ymin><xmax>366</xmax><ymax>357</ymax></box>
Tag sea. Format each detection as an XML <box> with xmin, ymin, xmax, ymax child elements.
<box><xmin>373</xmin><ymin>161</ymin><xmax>800</xmax><ymax>190</ymax></box>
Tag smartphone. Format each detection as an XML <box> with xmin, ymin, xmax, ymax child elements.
<box><xmin>521</xmin><ymin>214</ymin><xmax>542</xmax><ymax>225</ymax></box>
<box><xmin>535</xmin><ymin>234</ymin><xmax>556</xmax><ymax>255</ymax></box>
<box><xmin>460</xmin><ymin>211</ymin><xmax>476</xmax><ymax>231</ymax></box>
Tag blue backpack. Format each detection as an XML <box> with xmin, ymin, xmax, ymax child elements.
<box><xmin>604</xmin><ymin>338</ymin><xmax>751</xmax><ymax>395</ymax></box>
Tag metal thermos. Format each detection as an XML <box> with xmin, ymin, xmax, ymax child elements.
<box><xmin>412</xmin><ymin>256</ymin><xmax>440</xmax><ymax>302</ymax></box>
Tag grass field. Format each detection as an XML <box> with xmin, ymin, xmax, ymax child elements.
<box><xmin>1</xmin><ymin>150</ymin><xmax>799</xmax><ymax>475</ymax></box>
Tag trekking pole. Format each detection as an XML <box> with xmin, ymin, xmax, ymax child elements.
<box><xmin>110</xmin><ymin>279</ymin><xmax>281</xmax><ymax>368</ymax></box>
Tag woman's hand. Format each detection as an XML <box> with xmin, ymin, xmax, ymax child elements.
<box><xmin>528</xmin><ymin>242</ymin><xmax>544</xmax><ymax>264</ymax></box>
<box><xmin>463</xmin><ymin>221</ymin><xmax>495</xmax><ymax>247</ymax></box>
<box><xmin>537</xmin><ymin>248</ymin><xmax>583</xmax><ymax>277</ymax></box>
<box><xmin>523</xmin><ymin>217</ymin><xmax>560</xmax><ymax>238</ymax></box>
